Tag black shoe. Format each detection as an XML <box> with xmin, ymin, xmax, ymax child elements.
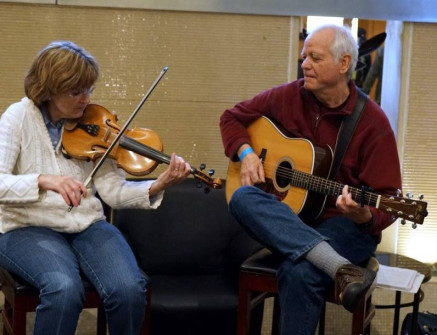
<box><xmin>334</xmin><ymin>264</ymin><xmax>376</xmax><ymax>312</ymax></box>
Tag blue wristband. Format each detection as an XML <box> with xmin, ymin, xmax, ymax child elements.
<box><xmin>239</xmin><ymin>147</ymin><xmax>254</xmax><ymax>161</ymax></box>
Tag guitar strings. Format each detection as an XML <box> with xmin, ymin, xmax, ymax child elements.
<box><xmin>230</xmin><ymin>160</ymin><xmax>416</xmax><ymax>219</ymax></box>
<box><xmin>253</xmin><ymin>160</ymin><xmax>379</xmax><ymax>206</ymax></box>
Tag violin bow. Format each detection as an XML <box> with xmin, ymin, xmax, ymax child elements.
<box><xmin>68</xmin><ymin>66</ymin><xmax>169</xmax><ymax>211</ymax></box>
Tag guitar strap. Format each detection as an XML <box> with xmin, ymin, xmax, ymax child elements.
<box><xmin>328</xmin><ymin>88</ymin><xmax>368</xmax><ymax>180</ymax></box>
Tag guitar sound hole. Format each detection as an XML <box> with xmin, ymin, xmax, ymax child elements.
<box><xmin>275</xmin><ymin>161</ymin><xmax>292</xmax><ymax>188</ymax></box>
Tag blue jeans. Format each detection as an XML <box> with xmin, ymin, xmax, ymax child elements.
<box><xmin>0</xmin><ymin>221</ymin><xmax>148</xmax><ymax>335</ymax></box>
<box><xmin>230</xmin><ymin>186</ymin><xmax>378</xmax><ymax>335</ymax></box>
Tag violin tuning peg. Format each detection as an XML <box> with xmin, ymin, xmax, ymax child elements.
<box><xmin>208</xmin><ymin>169</ymin><xmax>215</xmax><ymax>176</ymax></box>
<box><xmin>199</xmin><ymin>163</ymin><xmax>206</xmax><ymax>171</ymax></box>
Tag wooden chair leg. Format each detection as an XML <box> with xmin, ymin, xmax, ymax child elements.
<box><xmin>318</xmin><ymin>302</ymin><xmax>326</xmax><ymax>335</ymax></box>
<box><xmin>237</xmin><ymin>275</ymin><xmax>251</xmax><ymax>335</ymax></box>
<box><xmin>12</xmin><ymin>297</ymin><xmax>28</xmax><ymax>335</ymax></box>
<box><xmin>96</xmin><ymin>306</ymin><xmax>106</xmax><ymax>335</ymax></box>
<box><xmin>271</xmin><ymin>297</ymin><xmax>280</xmax><ymax>335</ymax></box>
<box><xmin>2</xmin><ymin>298</ymin><xmax>14</xmax><ymax>335</ymax></box>
<box><xmin>351</xmin><ymin>294</ymin><xmax>373</xmax><ymax>335</ymax></box>
<box><xmin>351</xmin><ymin>301</ymin><xmax>366</xmax><ymax>335</ymax></box>
<box><xmin>140</xmin><ymin>283</ymin><xmax>151</xmax><ymax>335</ymax></box>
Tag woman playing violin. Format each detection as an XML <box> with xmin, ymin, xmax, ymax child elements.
<box><xmin>0</xmin><ymin>40</ymin><xmax>190</xmax><ymax>335</ymax></box>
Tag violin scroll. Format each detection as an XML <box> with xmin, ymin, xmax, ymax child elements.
<box><xmin>193</xmin><ymin>164</ymin><xmax>223</xmax><ymax>191</ymax></box>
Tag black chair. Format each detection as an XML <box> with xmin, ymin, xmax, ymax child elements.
<box><xmin>111</xmin><ymin>178</ymin><xmax>264</xmax><ymax>335</ymax></box>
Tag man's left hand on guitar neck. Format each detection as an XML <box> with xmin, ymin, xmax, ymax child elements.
<box><xmin>336</xmin><ymin>185</ymin><xmax>373</xmax><ymax>224</ymax></box>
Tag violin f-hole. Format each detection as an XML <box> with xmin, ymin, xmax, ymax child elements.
<box><xmin>77</xmin><ymin>123</ymin><xmax>99</xmax><ymax>136</ymax></box>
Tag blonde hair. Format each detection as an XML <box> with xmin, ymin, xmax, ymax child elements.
<box><xmin>24</xmin><ymin>41</ymin><xmax>99</xmax><ymax>105</ymax></box>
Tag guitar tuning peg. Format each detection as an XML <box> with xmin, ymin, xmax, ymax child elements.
<box><xmin>199</xmin><ymin>163</ymin><xmax>206</xmax><ymax>171</ymax></box>
<box><xmin>208</xmin><ymin>169</ymin><xmax>215</xmax><ymax>176</ymax></box>
<box><xmin>401</xmin><ymin>219</ymin><xmax>406</xmax><ymax>225</ymax></box>
<box><xmin>412</xmin><ymin>223</ymin><xmax>417</xmax><ymax>229</ymax></box>
<box><xmin>406</xmin><ymin>192</ymin><xmax>414</xmax><ymax>199</ymax></box>
<box><xmin>418</xmin><ymin>194</ymin><xmax>424</xmax><ymax>200</ymax></box>
<box><xmin>396</xmin><ymin>189</ymin><xmax>402</xmax><ymax>196</ymax></box>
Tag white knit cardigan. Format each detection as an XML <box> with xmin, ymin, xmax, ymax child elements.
<box><xmin>0</xmin><ymin>98</ymin><xmax>163</xmax><ymax>233</ymax></box>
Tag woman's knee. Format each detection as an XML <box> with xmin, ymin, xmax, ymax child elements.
<box><xmin>105</xmin><ymin>276</ymin><xmax>148</xmax><ymax>310</ymax></box>
<box><xmin>40</xmin><ymin>275</ymin><xmax>85</xmax><ymax>309</ymax></box>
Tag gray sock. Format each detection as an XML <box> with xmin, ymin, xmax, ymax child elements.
<box><xmin>304</xmin><ymin>241</ymin><xmax>351</xmax><ymax>279</ymax></box>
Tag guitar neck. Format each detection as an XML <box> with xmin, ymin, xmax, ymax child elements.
<box><xmin>289</xmin><ymin>168</ymin><xmax>380</xmax><ymax>208</ymax></box>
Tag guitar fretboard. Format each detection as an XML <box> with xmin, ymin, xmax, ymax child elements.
<box><xmin>280</xmin><ymin>165</ymin><xmax>381</xmax><ymax>208</ymax></box>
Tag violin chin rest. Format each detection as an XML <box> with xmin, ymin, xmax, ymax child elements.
<box><xmin>64</xmin><ymin>119</ymin><xmax>79</xmax><ymax>131</ymax></box>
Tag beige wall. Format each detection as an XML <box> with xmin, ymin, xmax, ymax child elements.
<box><xmin>0</xmin><ymin>2</ymin><xmax>294</xmax><ymax>180</ymax></box>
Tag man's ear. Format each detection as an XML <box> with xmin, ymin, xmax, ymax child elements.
<box><xmin>339</xmin><ymin>54</ymin><xmax>352</xmax><ymax>75</ymax></box>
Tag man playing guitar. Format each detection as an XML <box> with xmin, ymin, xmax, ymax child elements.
<box><xmin>220</xmin><ymin>24</ymin><xmax>402</xmax><ymax>335</ymax></box>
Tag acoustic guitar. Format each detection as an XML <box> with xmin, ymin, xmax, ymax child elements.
<box><xmin>226</xmin><ymin>116</ymin><xmax>428</xmax><ymax>226</ymax></box>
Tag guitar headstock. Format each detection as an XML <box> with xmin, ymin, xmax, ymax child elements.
<box><xmin>379</xmin><ymin>193</ymin><xmax>428</xmax><ymax>228</ymax></box>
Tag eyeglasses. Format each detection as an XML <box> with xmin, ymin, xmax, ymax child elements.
<box><xmin>68</xmin><ymin>87</ymin><xmax>96</xmax><ymax>99</ymax></box>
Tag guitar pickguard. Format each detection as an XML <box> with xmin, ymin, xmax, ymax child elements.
<box><xmin>257</xmin><ymin>178</ymin><xmax>288</xmax><ymax>203</ymax></box>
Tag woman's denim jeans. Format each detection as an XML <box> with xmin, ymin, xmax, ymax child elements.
<box><xmin>230</xmin><ymin>186</ymin><xmax>378</xmax><ymax>335</ymax></box>
<box><xmin>0</xmin><ymin>220</ymin><xmax>148</xmax><ymax>335</ymax></box>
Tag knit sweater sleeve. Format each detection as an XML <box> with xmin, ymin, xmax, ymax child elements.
<box><xmin>93</xmin><ymin>159</ymin><xmax>164</xmax><ymax>210</ymax></box>
<box><xmin>0</xmin><ymin>103</ymin><xmax>40</xmax><ymax>203</ymax></box>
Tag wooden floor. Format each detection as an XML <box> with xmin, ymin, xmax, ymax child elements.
<box><xmin>262</xmin><ymin>279</ymin><xmax>437</xmax><ymax>335</ymax></box>
<box><xmin>1</xmin><ymin>279</ymin><xmax>436</xmax><ymax>334</ymax></box>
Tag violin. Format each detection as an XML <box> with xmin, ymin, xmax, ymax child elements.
<box><xmin>61</xmin><ymin>104</ymin><xmax>222</xmax><ymax>190</ymax></box>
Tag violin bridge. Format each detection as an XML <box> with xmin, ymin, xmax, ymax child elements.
<box><xmin>103</xmin><ymin>128</ymin><xmax>111</xmax><ymax>142</ymax></box>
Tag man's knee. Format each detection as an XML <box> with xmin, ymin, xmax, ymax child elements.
<box><xmin>230</xmin><ymin>185</ymin><xmax>255</xmax><ymax>204</ymax></box>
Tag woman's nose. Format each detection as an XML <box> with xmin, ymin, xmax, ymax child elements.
<box><xmin>79</xmin><ymin>94</ymin><xmax>91</xmax><ymax>104</ymax></box>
